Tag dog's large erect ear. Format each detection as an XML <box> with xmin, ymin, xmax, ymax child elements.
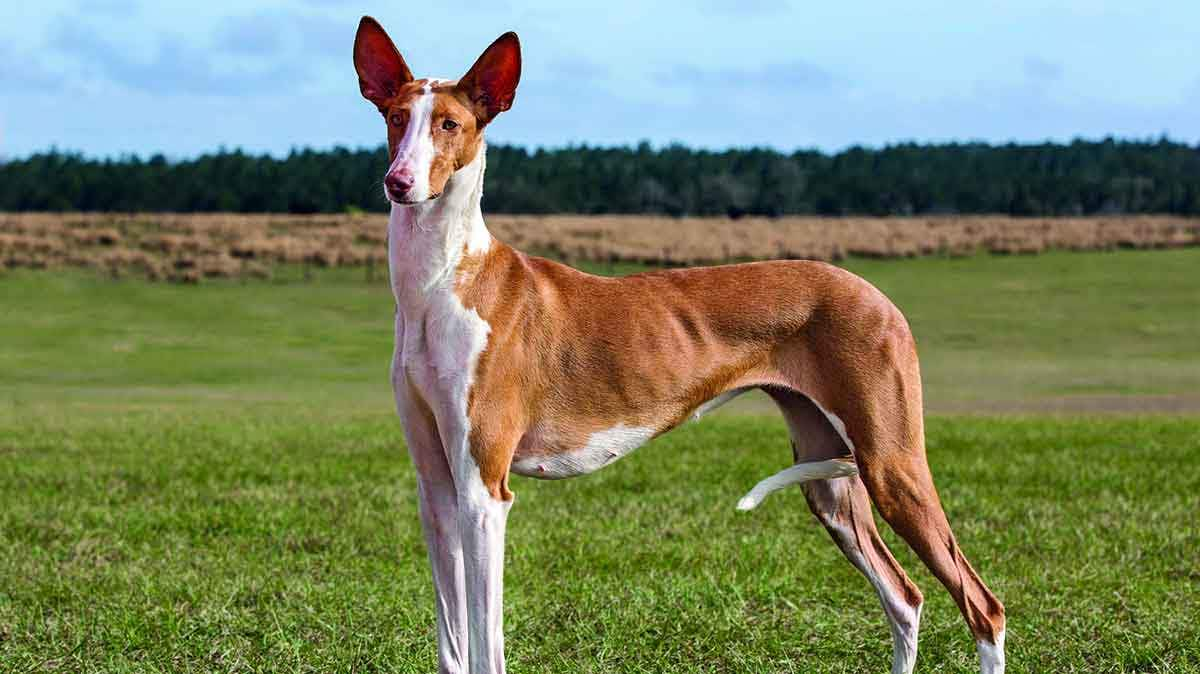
<box><xmin>354</xmin><ymin>17</ymin><xmax>413</xmax><ymax>110</ymax></box>
<box><xmin>458</xmin><ymin>32</ymin><xmax>521</xmax><ymax>124</ymax></box>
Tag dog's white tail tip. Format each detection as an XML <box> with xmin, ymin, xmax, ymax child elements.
<box><xmin>736</xmin><ymin>458</ymin><xmax>857</xmax><ymax>511</ymax></box>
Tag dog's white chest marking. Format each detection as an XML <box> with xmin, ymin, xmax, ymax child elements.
<box><xmin>396</xmin><ymin>301</ymin><xmax>490</xmax><ymax>411</ymax></box>
<box><xmin>511</xmin><ymin>423</ymin><xmax>656</xmax><ymax>479</ymax></box>
<box><xmin>390</xmin><ymin>149</ymin><xmax>492</xmax><ymax>420</ymax></box>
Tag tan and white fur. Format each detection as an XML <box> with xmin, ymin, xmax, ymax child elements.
<box><xmin>353</xmin><ymin>17</ymin><xmax>1006</xmax><ymax>674</ymax></box>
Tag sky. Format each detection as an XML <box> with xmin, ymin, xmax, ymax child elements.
<box><xmin>2</xmin><ymin>0</ymin><xmax>1199</xmax><ymax>159</ymax></box>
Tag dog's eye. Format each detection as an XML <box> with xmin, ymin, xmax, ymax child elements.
<box><xmin>442</xmin><ymin>119</ymin><xmax>459</xmax><ymax>131</ymax></box>
<box><xmin>389</xmin><ymin>114</ymin><xmax>404</xmax><ymax>126</ymax></box>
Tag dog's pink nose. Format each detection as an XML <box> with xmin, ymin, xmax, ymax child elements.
<box><xmin>385</xmin><ymin>170</ymin><xmax>414</xmax><ymax>196</ymax></box>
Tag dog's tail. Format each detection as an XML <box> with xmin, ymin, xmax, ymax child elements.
<box><xmin>735</xmin><ymin>458</ymin><xmax>858</xmax><ymax>511</ymax></box>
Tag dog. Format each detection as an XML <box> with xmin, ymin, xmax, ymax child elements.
<box><xmin>352</xmin><ymin>16</ymin><xmax>1006</xmax><ymax>674</ymax></box>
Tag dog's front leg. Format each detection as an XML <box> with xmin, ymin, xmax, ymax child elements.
<box><xmin>455</xmin><ymin>448</ymin><xmax>514</xmax><ymax>674</ymax></box>
<box><xmin>396</xmin><ymin>385</ymin><xmax>469</xmax><ymax>672</ymax></box>
<box><xmin>416</xmin><ymin>473</ymin><xmax>469</xmax><ymax>673</ymax></box>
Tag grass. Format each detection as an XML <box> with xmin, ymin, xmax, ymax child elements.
<box><xmin>0</xmin><ymin>414</ymin><xmax>1197</xmax><ymax>672</ymax></box>
<box><xmin>847</xmin><ymin>248</ymin><xmax>1199</xmax><ymax>410</ymax></box>
<box><xmin>1</xmin><ymin>247</ymin><xmax>1198</xmax><ymax>421</ymax></box>
<box><xmin>0</xmin><ymin>247</ymin><xmax>1198</xmax><ymax>671</ymax></box>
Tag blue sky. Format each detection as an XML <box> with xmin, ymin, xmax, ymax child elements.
<box><xmin>2</xmin><ymin>1</ymin><xmax>1198</xmax><ymax>158</ymax></box>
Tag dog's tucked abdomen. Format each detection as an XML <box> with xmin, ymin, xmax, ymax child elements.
<box><xmin>510</xmin><ymin>422</ymin><xmax>656</xmax><ymax>478</ymax></box>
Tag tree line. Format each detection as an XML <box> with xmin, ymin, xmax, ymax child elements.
<box><xmin>3</xmin><ymin>138</ymin><xmax>1198</xmax><ymax>216</ymax></box>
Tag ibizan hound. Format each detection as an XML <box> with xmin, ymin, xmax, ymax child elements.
<box><xmin>353</xmin><ymin>17</ymin><xmax>1006</xmax><ymax>674</ymax></box>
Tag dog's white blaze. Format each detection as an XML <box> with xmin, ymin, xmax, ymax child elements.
<box><xmin>977</xmin><ymin>629</ymin><xmax>1005</xmax><ymax>674</ymax></box>
<box><xmin>387</xmin><ymin>84</ymin><xmax>436</xmax><ymax>202</ymax></box>
<box><xmin>511</xmin><ymin>423</ymin><xmax>656</xmax><ymax>479</ymax></box>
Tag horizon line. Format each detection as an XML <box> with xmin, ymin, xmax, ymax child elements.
<box><xmin>3</xmin><ymin>133</ymin><xmax>1198</xmax><ymax>164</ymax></box>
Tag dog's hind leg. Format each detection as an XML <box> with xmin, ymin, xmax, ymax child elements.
<box><xmin>803</xmin><ymin>477</ymin><xmax>924</xmax><ymax>674</ymax></box>
<box><xmin>769</xmin><ymin>388</ymin><xmax>924</xmax><ymax>674</ymax></box>
<box><xmin>851</xmin><ymin>414</ymin><xmax>1007</xmax><ymax>674</ymax></box>
<box><xmin>830</xmin><ymin>329</ymin><xmax>1006</xmax><ymax>673</ymax></box>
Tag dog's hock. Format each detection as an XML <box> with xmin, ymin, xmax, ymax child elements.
<box><xmin>736</xmin><ymin>458</ymin><xmax>858</xmax><ymax>511</ymax></box>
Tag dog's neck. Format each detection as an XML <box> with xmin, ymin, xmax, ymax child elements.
<box><xmin>388</xmin><ymin>144</ymin><xmax>492</xmax><ymax>315</ymax></box>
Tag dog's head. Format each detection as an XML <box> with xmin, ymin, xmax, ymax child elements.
<box><xmin>354</xmin><ymin>17</ymin><xmax>521</xmax><ymax>205</ymax></box>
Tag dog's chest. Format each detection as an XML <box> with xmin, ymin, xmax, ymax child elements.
<box><xmin>394</xmin><ymin>289</ymin><xmax>491</xmax><ymax>417</ymax></box>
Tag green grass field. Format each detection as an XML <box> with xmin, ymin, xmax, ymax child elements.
<box><xmin>1</xmin><ymin>248</ymin><xmax>1198</xmax><ymax>672</ymax></box>
<box><xmin>2</xmin><ymin>248</ymin><xmax>1197</xmax><ymax>421</ymax></box>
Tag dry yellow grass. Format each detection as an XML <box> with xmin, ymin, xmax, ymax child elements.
<box><xmin>1</xmin><ymin>212</ymin><xmax>1196</xmax><ymax>280</ymax></box>
<box><xmin>495</xmin><ymin>214</ymin><xmax>1200</xmax><ymax>263</ymax></box>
